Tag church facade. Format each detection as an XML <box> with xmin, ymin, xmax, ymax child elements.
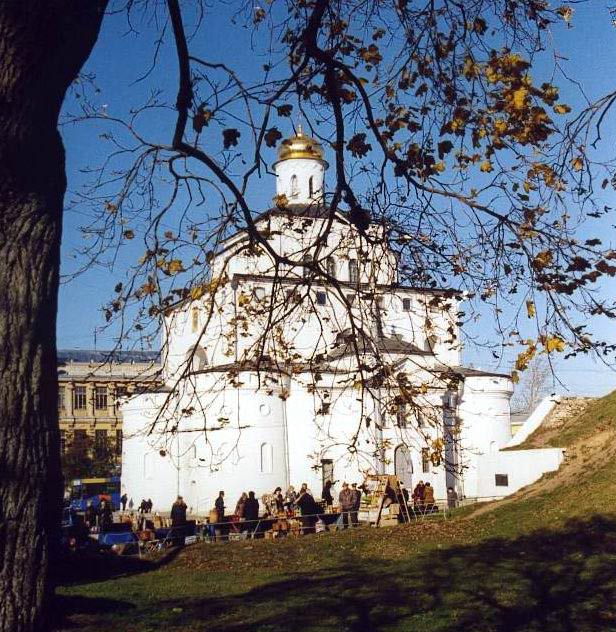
<box><xmin>120</xmin><ymin>129</ymin><xmax>563</xmax><ymax>514</ymax></box>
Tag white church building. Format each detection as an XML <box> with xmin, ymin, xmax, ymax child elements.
<box><xmin>121</xmin><ymin>128</ymin><xmax>563</xmax><ymax>514</ymax></box>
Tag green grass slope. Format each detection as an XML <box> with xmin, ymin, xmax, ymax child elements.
<box><xmin>56</xmin><ymin>393</ymin><xmax>616</xmax><ymax>632</ymax></box>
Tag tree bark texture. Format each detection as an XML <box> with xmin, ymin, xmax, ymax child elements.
<box><xmin>0</xmin><ymin>2</ymin><xmax>107</xmax><ymax>631</ymax></box>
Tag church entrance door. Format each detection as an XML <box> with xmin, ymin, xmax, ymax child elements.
<box><xmin>394</xmin><ymin>445</ymin><xmax>413</xmax><ymax>488</ymax></box>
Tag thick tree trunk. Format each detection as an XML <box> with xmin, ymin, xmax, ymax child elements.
<box><xmin>0</xmin><ymin>2</ymin><xmax>107</xmax><ymax>631</ymax></box>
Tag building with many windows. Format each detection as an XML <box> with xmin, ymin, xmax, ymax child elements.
<box><xmin>120</xmin><ymin>128</ymin><xmax>564</xmax><ymax>514</ymax></box>
<box><xmin>58</xmin><ymin>350</ymin><xmax>160</xmax><ymax>466</ymax></box>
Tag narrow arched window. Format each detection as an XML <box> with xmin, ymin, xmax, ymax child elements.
<box><xmin>309</xmin><ymin>176</ymin><xmax>314</xmax><ymax>198</ymax></box>
<box><xmin>290</xmin><ymin>174</ymin><xmax>299</xmax><ymax>198</ymax></box>
<box><xmin>191</xmin><ymin>307</ymin><xmax>199</xmax><ymax>333</ymax></box>
<box><xmin>348</xmin><ymin>259</ymin><xmax>359</xmax><ymax>284</ymax></box>
<box><xmin>260</xmin><ymin>442</ymin><xmax>273</xmax><ymax>474</ymax></box>
<box><xmin>327</xmin><ymin>257</ymin><xmax>336</xmax><ymax>278</ymax></box>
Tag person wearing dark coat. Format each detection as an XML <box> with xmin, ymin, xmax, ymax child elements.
<box><xmin>170</xmin><ymin>496</ymin><xmax>187</xmax><ymax>527</ymax></box>
<box><xmin>98</xmin><ymin>500</ymin><xmax>113</xmax><ymax>531</ymax></box>
<box><xmin>273</xmin><ymin>487</ymin><xmax>285</xmax><ymax>514</ymax></box>
<box><xmin>243</xmin><ymin>491</ymin><xmax>260</xmax><ymax>536</ymax></box>
<box><xmin>413</xmin><ymin>481</ymin><xmax>425</xmax><ymax>509</ymax></box>
<box><xmin>85</xmin><ymin>502</ymin><xmax>98</xmax><ymax>529</ymax></box>
<box><xmin>170</xmin><ymin>496</ymin><xmax>188</xmax><ymax>546</ymax></box>
<box><xmin>296</xmin><ymin>488</ymin><xmax>319</xmax><ymax>534</ymax></box>
<box><xmin>120</xmin><ymin>493</ymin><xmax>128</xmax><ymax>511</ymax></box>
<box><xmin>350</xmin><ymin>483</ymin><xmax>362</xmax><ymax>527</ymax></box>
<box><xmin>215</xmin><ymin>491</ymin><xmax>225</xmax><ymax>522</ymax></box>
<box><xmin>321</xmin><ymin>480</ymin><xmax>334</xmax><ymax>507</ymax></box>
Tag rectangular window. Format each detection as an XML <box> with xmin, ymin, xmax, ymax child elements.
<box><xmin>402</xmin><ymin>298</ymin><xmax>411</xmax><ymax>311</ymax></box>
<box><xmin>73</xmin><ymin>386</ymin><xmax>87</xmax><ymax>410</ymax></box>
<box><xmin>73</xmin><ymin>429</ymin><xmax>88</xmax><ymax>457</ymax></box>
<box><xmin>94</xmin><ymin>429</ymin><xmax>108</xmax><ymax>458</ymax></box>
<box><xmin>116</xmin><ymin>429</ymin><xmax>122</xmax><ymax>456</ymax></box>
<box><xmin>60</xmin><ymin>430</ymin><xmax>66</xmax><ymax>454</ymax></box>
<box><xmin>421</xmin><ymin>448</ymin><xmax>430</xmax><ymax>473</ymax></box>
<box><xmin>95</xmin><ymin>386</ymin><xmax>108</xmax><ymax>410</ymax></box>
<box><xmin>116</xmin><ymin>386</ymin><xmax>127</xmax><ymax>399</ymax></box>
<box><xmin>495</xmin><ymin>474</ymin><xmax>509</xmax><ymax>487</ymax></box>
<box><xmin>316</xmin><ymin>291</ymin><xmax>327</xmax><ymax>306</ymax></box>
<box><xmin>348</xmin><ymin>260</ymin><xmax>359</xmax><ymax>284</ymax></box>
<box><xmin>58</xmin><ymin>386</ymin><xmax>65</xmax><ymax>410</ymax></box>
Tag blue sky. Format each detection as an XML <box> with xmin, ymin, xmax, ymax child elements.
<box><xmin>58</xmin><ymin>2</ymin><xmax>616</xmax><ymax>397</ymax></box>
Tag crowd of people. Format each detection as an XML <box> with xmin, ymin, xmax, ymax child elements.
<box><xmin>164</xmin><ymin>481</ymin><xmax>366</xmax><ymax>538</ymax></box>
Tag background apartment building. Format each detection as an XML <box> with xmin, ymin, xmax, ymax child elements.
<box><xmin>58</xmin><ymin>350</ymin><xmax>160</xmax><ymax>473</ymax></box>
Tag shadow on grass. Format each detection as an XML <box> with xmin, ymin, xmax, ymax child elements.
<box><xmin>54</xmin><ymin>543</ymin><xmax>184</xmax><ymax>586</ymax></box>
<box><xmin>58</xmin><ymin>515</ymin><xmax>616</xmax><ymax>632</ymax></box>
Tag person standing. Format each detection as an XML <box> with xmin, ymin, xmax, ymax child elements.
<box><xmin>296</xmin><ymin>486</ymin><xmax>319</xmax><ymax>534</ymax></box>
<box><xmin>338</xmin><ymin>482</ymin><xmax>355</xmax><ymax>529</ymax></box>
<box><xmin>235</xmin><ymin>492</ymin><xmax>248</xmax><ymax>518</ymax></box>
<box><xmin>447</xmin><ymin>487</ymin><xmax>459</xmax><ymax>510</ymax></box>
<box><xmin>243</xmin><ymin>491</ymin><xmax>260</xmax><ymax>536</ymax></box>
<box><xmin>171</xmin><ymin>496</ymin><xmax>187</xmax><ymax>526</ymax></box>
<box><xmin>170</xmin><ymin>496</ymin><xmax>188</xmax><ymax>546</ymax></box>
<box><xmin>215</xmin><ymin>490</ymin><xmax>225</xmax><ymax>522</ymax></box>
<box><xmin>85</xmin><ymin>501</ymin><xmax>97</xmax><ymax>529</ymax></box>
<box><xmin>350</xmin><ymin>483</ymin><xmax>362</xmax><ymax>527</ymax></box>
<box><xmin>273</xmin><ymin>487</ymin><xmax>285</xmax><ymax>514</ymax></box>
<box><xmin>284</xmin><ymin>486</ymin><xmax>297</xmax><ymax>512</ymax></box>
<box><xmin>147</xmin><ymin>498</ymin><xmax>153</xmax><ymax>513</ymax></box>
<box><xmin>321</xmin><ymin>480</ymin><xmax>334</xmax><ymax>508</ymax></box>
<box><xmin>413</xmin><ymin>481</ymin><xmax>425</xmax><ymax>511</ymax></box>
<box><xmin>98</xmin><ymin>499</ymin><xmax>113</xmax><ymax>532</ymax></box>
<box><xmin>423</xmin><ymin>482</ymin><xmax>435</xmax><ymax>511</ymax></box>
<box><xmin>120</xmin><ymin>493</ymin><xmax>128</xmax><ymax>512</ymax></box>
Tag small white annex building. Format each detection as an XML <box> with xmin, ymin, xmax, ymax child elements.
<box><xmin>121</xmin><ymin>128</ymin><xmax>563</xmax><ymax>514</ymax></box>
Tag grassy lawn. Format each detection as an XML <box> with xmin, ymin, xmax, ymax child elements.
<box><xmin>56</xmin><ymin>393</ymin><xmax>616</xmax><ymax>631</ymax></box>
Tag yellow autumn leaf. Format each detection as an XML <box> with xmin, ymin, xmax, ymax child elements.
<box><xmin>237</xmin><ymin>292</ymin><xmax>251</xmax><ymax>307</ymax></box>
<box><xmin>511</xmin><ymin>370</ymin><xmax>520</xmax><ymax>384</ymax></box>
<box><xmin>190</xmin><ymin>285</ymin><xmax>206</xmax><ymax>300</ymax></box>
<box><xmin>480</xmin><ymin>160</ymin><xmax>493</xmax><ymax>173</ymax></box>
<box><xmin>515</xmin><ymin>344</ymin><xmax>536</xmax><ymax>371</ymax></box>
<box><xmin>571</xmin><ymin>156</ymin><xmax>583</xmax><ymax>171</ymax></box>
<box><xmin>167</xmin><ymin>259</ymin><xmax>184</xmax><ymax>274</ymax></box>
<box><xmin>494</xmin><ymin>119</ymin><xmax>507</xmax><ymax>134</ymax></box>
<box><xmin>543</xmin><ymin>335</ymin><xmax>566</xmax><ymax>353</ymax></box>
<box><xmin>512</xmin><ymin>87</ymin><xmax>528</xmax><ymax>110</ymax></box>
<box><xmin>526</xmin><ymin>300</ymin><xmax>536</xmax><ymax>318</ymax></box>
<box><xmin>533</xmin><ymin>250</ymin><xmax>553</xmax><ymax>270</ymax></box>
<box><xmin>553</xmin><ymin>103</ymin><xmax>571</xmax><ymax>115</ymax></box>
<box><xmin>434</xmin><ymin>161</ymin><xmax>446</xmax><ymax>173</ymax></box>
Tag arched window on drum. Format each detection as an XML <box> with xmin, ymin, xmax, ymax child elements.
<box><xmin>290</xmin><ymin>174</ymin><xmax>299</xmax><ymax>198</ymax></box>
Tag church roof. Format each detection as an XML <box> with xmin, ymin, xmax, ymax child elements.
<box><xmin>326</xmin><ymin>333</ymin><xmax>431</xmax><ymax>361</ymax></box>
<box><xmin>58</xmin><ymin>349</ymin><xmax>160</xmax><ymax>364</ymax></box>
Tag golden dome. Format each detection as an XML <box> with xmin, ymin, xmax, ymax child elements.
<box><xmin>275</xmin><ymin>125</ymin><xmax>326</xmax><ymax>163</ymax></box>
